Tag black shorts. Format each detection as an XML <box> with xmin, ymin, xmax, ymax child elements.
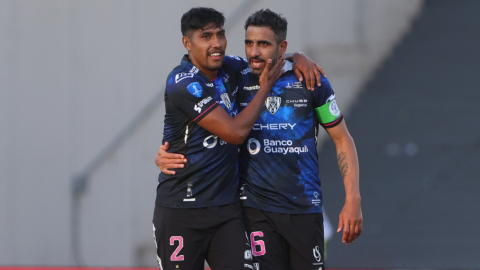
<box><xmin>153</xmin><ymin>202</ymin><xmax>254</xmax><ymax>270</ymax></box>
<box><xmin>243</xmin><ymin>207</ymin><xmax>325</xmax><ymax>270</ymax></box>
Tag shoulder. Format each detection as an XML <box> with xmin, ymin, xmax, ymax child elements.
<box><xmin>223</xmin><ymin>55</ymin><xmax>249</xmax><ymax>72</ymax></box>
<box><xmin>166</xmin><ymin>64</ymin><xmax>206</xmax><ymax>93</ymax></box>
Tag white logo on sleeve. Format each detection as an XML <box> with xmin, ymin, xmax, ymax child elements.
<box><xmin>329</xmin><ymin>100</ymin><xmax>340</xmax><ymax>116</ymax></box>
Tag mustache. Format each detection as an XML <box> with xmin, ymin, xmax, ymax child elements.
<box><xmin>248</xmin><ymin>56</ymin><xmax>266</xmax><ymax>62</ymax></box>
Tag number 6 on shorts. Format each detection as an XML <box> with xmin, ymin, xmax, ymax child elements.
<box><xmin>250</xmin><ymin>231</ymin><xmax>266</xmax><ymax>256</ymax></box>
<box><xmin>170</xmin><ymin>236</ymin><xmax>184</xmax><ymax>261</ymax></box>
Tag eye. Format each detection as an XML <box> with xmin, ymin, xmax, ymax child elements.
<box><xmin>218</xmin><ymin>32</ymin><xmax>225</xmax><ymax>37</ymax></box>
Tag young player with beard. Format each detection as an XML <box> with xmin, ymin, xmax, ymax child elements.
<box><xmin>157</xmin><ymin>9</ymin><xmax>363</xmax><ymax>270</ymax></box>
<box><xmin>154</xmin><ymin>7</ymin><xmax>325</xmax><ymax>270</ymax></box>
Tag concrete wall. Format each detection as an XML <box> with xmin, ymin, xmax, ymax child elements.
<box><xmin>0</xmin><ymin>0</ymin><xmax>423</xmax><ymax>267</ymax></box>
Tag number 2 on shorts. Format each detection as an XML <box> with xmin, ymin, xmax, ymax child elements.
<box><xmin>170</xmin><ymin>236</ymin><xmax>184</xmax><ymax>261</ymax></box>
<box><xmin>250</xmin><ymin>231</ymin><xmax>266</xmax><ymax>256</ymax></box>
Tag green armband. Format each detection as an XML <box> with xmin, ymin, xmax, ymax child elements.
<box><xmin>314</xmin><ymin>100</ymin><xmax>341</xmax><ymax>125</ymax></box>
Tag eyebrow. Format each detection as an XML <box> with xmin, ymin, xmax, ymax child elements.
<box><xmin>199</xmin><ymin>29</ymin><xmax>225</xmax><ymax>35</ymax></box>
<box><xmin>244</xmin><ymin>39</ymin><xmax>273</xmax><ymax>45</ymax></box>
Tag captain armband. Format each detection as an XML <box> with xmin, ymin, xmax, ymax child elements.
<box><xmin>314</xmin><ymin>99</ymin><xmax>343</xmax><ymax>128</ymax></box>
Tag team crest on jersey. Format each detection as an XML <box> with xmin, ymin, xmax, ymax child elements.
<box><xmin>265</xmin><ymin>96</ymin><xmax>281</xmax><ymax>114</ymax></box>
<box><xmin>221</xmin><ymin>93</ymin><xmax>232</xmax><ymax>110</ymax></box>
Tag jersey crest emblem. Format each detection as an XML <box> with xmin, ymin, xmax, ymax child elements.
<box><xmin>265</xmin><ymin>96</ymin><xmax>281</xmax><ymax>114</ymax></box>
<box><xmin>221</xmin><ymin>93</ymin><xmax>232</xmax><ymax>110</ymax></box>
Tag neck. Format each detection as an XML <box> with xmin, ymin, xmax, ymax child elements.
<box><xmin>188</xmin><ymin>56</ymin><xmax>218</xmax><ymax>80</ymax></box>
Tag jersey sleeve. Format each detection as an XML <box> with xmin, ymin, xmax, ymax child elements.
<box><xmin>312</xmin><ymin>75</ymin><xmax>343</xmax><ymax>128</ymax></box>
<box><xmin>166</xmin><ymin>74</ymin><xmax>218</xmax><ymax>123</ymax></box>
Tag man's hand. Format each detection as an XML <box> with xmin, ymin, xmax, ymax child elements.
<box><xmin>155</xmin><ymin>142</ymin><xmax>187</xmax><ymax>175</ymax></box>
<box><xmin>291</xmin><ymin>52</ymin><xmax>326</xmax><ymax>90</ymax></box>
<box><xmin>259</xmin><ymin>56</ymin><xmax>285</xmax><ymax>90</ymax></box>
<box><xmin>337</xmin><ymin>198</ymin><xmax>363</xmax><ymax>244</ymax></box>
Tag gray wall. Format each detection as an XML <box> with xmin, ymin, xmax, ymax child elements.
<box><xmin>0</xmin><ymin>0</ymin><xmax>422</xmax><ymax>267</ymax></box>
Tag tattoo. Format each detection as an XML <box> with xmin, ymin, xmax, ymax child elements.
<box><xmin>337</xmin><ymin>151</ymin><xmax>348</xmax><ymax>180</ymax></box>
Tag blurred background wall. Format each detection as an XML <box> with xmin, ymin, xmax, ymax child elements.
<box><xmin>4</xmin><ymin>0</ymin><xmax>478</xmax><ymax>268</ymax></box>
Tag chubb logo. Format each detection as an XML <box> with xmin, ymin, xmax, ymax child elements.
<box><xmin>194</xmin><ymin>96</ymin><xmax>213</xmax><ymax>113</ymax></box>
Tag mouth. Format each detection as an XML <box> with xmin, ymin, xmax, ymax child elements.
<box><xmin>249</xmin><ymin>58</ymin><xmax>265</xmax><ymax>70</ymax></box>
<box><xmin>208</xmin><ymin>50</ymin><xmax>224</xmax><ymax>60</ymax></box>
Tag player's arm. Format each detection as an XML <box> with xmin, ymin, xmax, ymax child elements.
<box><xmin>197</xmin><ymin>57</ymin><xmax>284</xmax><ymax>145</ymax></box>
<box><xmin>283</xmin><ymin>52</ymin><xmax>326</xmax><ymax>90</ymax></box>
<box><xmin>325</xmin><ymin>120</ymin><xmax>363</xmax><ymax>245</ymax></box>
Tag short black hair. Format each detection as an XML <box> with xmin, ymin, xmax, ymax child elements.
<box><xmin>244</xmin><ymin>9</ymin><xmax>287</xmax><ymax>44</ymax></box>
<box><xmin>181</xmin><ymin>7</ymin><xmax>225</xmax><ymax>36</ymax></box>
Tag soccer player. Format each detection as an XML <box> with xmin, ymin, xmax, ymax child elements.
<box><xmin>154</xmin><ymin>7</ymin><xmax>324</xmax><ymax>270</ymax></box>
<box><xmin>157</xmin><ymin>9</ymin><xmax>363</xmax><ymax>270</ymax></box>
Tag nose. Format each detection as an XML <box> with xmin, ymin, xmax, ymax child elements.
<box><xmin>211</xmin><ymin>35</ymin><xmax>221</xmax><ymax>48</ymax></box>
<box><xmin>250</xmin><ymin>44</ymin><xmax>260</xmax><ymax>57</ymax></box>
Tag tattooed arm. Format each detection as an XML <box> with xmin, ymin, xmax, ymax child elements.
<box><xmin>326</xmin><ymin>120</ymin><xmax>362</xmax><ymax>245</ymax></box>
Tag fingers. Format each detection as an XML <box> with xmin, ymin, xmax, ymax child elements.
<box><xmin>313</xmin><ymin>66</ymin><xmax>321</xmax><ymax>87</ymax></box>
<box><xmin>294</xmin><ymin>68</ymin><xmax>303</xmax><ymax>83</ymax></box>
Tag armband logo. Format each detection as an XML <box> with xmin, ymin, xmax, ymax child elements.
<box><xmin>329</xmin><ymin>100</ymin><xmax>340</xmax><ymax>116</ymax></box>
<box><xmin>175</xmin><ymin>72</ymin><xmax>194</xmax><ymax>83</ymax></box>
<box><xmin>187</xmin><ymin>82</ymin><xmax>203</xmax><ymax>98</ymax></box>
<box><xmin>326</xmin><ymin>94</ymin><xmax>336</xmax><ymax>103</ymax></box>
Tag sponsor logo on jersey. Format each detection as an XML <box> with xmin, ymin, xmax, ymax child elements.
<box><xmin>286</xmin><ymin>99</ymin><xmax>307</xmax><ymax>103</ymax></box>
<box><xmin>293</xmin><ymin>81</ymin><xmax>303</xmax><ymax>88</ymax></box>
<box><xmin>244</xmin><ymin>249</ymin><xmax>252</xmax><ymax>260</ymax></box>
<box><xmin>248</xmin><ymin>138</ymin><xmax>261</xmax><ymax>155</ymax></box>
<box><xmin>175</xmin><ymin>72</ymin><xmax>194</xmax><ymax>83</ymax></box>
<box><xmin>312</xmin><ymin>192</ymin><xmax>321</xmax><ymax>206</ymax></box>
<box><xmin>313</xmin><ymin>246</ymin><xmax>322</xmax><ymax>263</ymax></box>
<box><xmin>189</xmin><ymin>66</ymin><xmax>199</xmax><ymax>74</ymax></box>
<box><xmin>286</xmin><ymin>82</ymin><xmax>292</xmax><ymax>89</ymax></box>
<box><xmin>329</xmin><ymin>100</ymin><xmax>340</xmax><ymax>116</ymax></box>
<box><xmin>203</xmin><ymin>135</ymin><xmax>226</xmax><ymax>148</ymax></box>
<box><xmin>205</xmin><ymin>82</ymin><xmax>214</xmax><ymax>87</ymax></box>
<box><xmin>221</xmin><ymin>93</ymin><xmax>232</xmax><ymax>110</ymax></box>
<box><xmin>253</xmin><ymin>123</ymin><xmax>296</xmax><ymax>130</ymax></box>
<box><xmin>265</xmin><ymin>96</ymin><xmax>281</xmax><ymax>114</ymax></box>
<box><xmin>187</xmin><ymin>82</ymin><xmax>203</xmax><ymax>97</ymax></box>
<box><xmin>247</xmin><ymin>138</ymin><xmax>309</xmax><ymax>155</ymax></box>
<box><xmin>241</xmin><ymin>68</ymin><xmax>251</xmax><ymax>75</ymax></box>
<box><xmin>244</xmin><ymin>85</ymin><xmax>260</xmax><ymax>91</ymax></box>
<box><xmin>223</xmin><ymin>74</ymin><xmax>230</xmax><ymax>82</ymax></box>
<box><xmin>194</xmin><ymin>96</ymin><xmax>212</xmax><ymax>113</ymax></box>
<box><xmin>264</xmin><ymin>139</ymin><xmax>309</xmax><ymax>155</ymax></box>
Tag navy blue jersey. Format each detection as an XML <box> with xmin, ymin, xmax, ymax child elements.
<box><xmin>156</xmin><ymin>55</ymin><xmax>248</xmax><ymax>208</ymax></box>
<box><xmin>238</xmin><ymin>62</ymin><xmax>343</xmax><ymax>214</ymax></box>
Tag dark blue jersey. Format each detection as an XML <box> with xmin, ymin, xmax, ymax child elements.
<box><xmin>156</xmin><ymin>55</ymin><xmax>248</xmax><ymax>208</ymax></box>
<box><xmin>238</xmin><ymin>62</ymin><xmax>343</xmax><ymax>214</ymax></box>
